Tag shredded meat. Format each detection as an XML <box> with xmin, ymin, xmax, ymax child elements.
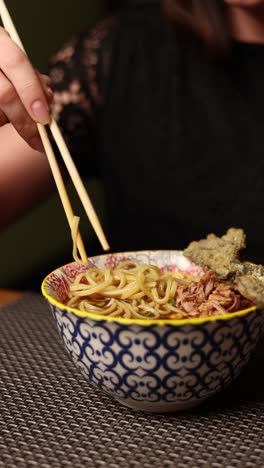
<box><xmin>176</xmin><ymin>270</ymin><xmax>253</xmax><ymax>317</ymax></box>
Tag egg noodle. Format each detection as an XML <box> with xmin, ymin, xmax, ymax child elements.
<box><xmin>70</xmin><ymin>217</ymin><xmax>201</xmax><ymax>319</ymax></box>
<box><xmin>66</xmin><ymin>261</ymin><xmax>202</xmax><ymax>319</ymax></box>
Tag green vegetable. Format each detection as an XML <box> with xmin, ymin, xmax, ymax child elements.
<box><xmin>168</xmin><ymin>299</ymin><xmax>176</xmax><ymax>306</ymax></box>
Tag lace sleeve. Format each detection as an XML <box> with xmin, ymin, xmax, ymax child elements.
<box><xmin>48</xmin><ymin>17</ymin><xmax>117</xmax><ymax>177</ymax></box>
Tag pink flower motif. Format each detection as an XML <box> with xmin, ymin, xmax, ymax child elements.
<box><xmin>160</xmin><ymin>263</ymin><xmax>205</xmax><ymax>276</ymax></box>
<box><xmin>63</xmin><ymin>263</ymin><xmax>87</xmax><ymax>280</ymax></box>
<box><xmin>48</xmin><ymin>274</ymin><xmax>69</xmax><ymax>302</ymax></box>
<box><xmin>104</xmin><ymin>255</ymin><xmax>129</xmax><ymax>269</ymax></box>
<box><xmin>184</xmin><ymin>264</ymin><xmax>206</xmax><ymax>275</ymax></box>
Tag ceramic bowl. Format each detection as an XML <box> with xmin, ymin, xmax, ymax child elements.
<box><xmin>41</xmin><ymin>251</ymin><xmax>263</xmax><ymax>413</ymax></box>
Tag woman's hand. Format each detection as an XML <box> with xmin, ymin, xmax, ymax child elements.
<box><xmin>0</xmin><ymin>26</ymin><xmax>53</xmax><ymax>151</ymax></box>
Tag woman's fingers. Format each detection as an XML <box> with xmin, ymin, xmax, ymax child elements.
<box><xmin>0</xmin><ymin>70</ymin><xmax>43</xmax><ymax>151</ymax></box>
<box><xmin>0</xmin><ymin>27</ymin><xmax>53</xmax><ymax>149</ymax></box>
<box><xmin>39</xmin><ymin>74</ymin><xmax>54</xmax><ymax>104</ymax></box>
<box><xmin>0</xmin><ymin>27</ymin><xmax>50</xmax><ymax>125</ymax></box>
<box><xmin>0</xmin><ymin>108</ymin><xmax>8</xmax><ymax>126</ymax></box>
<box><xmin>39</xmin><ymin>73</ymin><xmax>53</xmax><ymax>90</ymax></box>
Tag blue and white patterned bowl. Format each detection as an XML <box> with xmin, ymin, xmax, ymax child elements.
<box><xmin>41</xmin><ymin>251</ymin><xmax>263</xmax><ymax>413</ymax></box>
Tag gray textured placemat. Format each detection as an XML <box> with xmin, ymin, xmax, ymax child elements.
<box><xmin>0</xmin><ymin>294</ymin><xmax>263</xmax><ymax>468</ymax></box>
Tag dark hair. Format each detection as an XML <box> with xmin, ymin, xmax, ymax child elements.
<box><xmin>162</xmin><ymin>0</ymin><xmax>230</xmax><ymax>55</ymax></box>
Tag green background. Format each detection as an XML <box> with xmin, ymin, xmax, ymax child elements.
<box><xmin>5</xmin><ymin>0</ymin><xmax>107</xmax><ymax>70</ymax></box>
<box><xmin>0</xmin><ymin>0</ymin><xmax>139</xmax><ymax>290</ymax></box>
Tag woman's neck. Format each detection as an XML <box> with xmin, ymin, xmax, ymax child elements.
<box><xmin>228</xmin><ymin>6</ymin><xmax>264</xmax><ymax>43</ymax></box>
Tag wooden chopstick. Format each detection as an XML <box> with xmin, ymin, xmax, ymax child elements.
<box><xmin>0</xmin><ymin>0</ymin><xmax>110</xmax><ymax>262</ymax></box>
<box><xmin>37</xmin><ymin>124</ymin><xmax>89</xmax><ymax>263</ymax></box>
<box><xmin>49</xmin><ymin>119</ymin><xmax>109</xmax><ymax>251</ymax></box>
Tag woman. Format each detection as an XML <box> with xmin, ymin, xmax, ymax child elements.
<box><xmin>0</xmin><ymin>0</ymin><xmax>263</xmax><ymax>262</ymax></box>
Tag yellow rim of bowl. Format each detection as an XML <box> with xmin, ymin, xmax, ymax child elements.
<box><xmin>41</xmin><ymin>254</ymin><xmax>258</xmax><ymax>327</ymax></box>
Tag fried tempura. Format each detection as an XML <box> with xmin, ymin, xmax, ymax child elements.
<box><xmin>183</xmin><ymin>228</ymin><xmax>246</xmax><ymax>279</ymax></box>
<box><xmin>236</xmin><ymin>275</ymin><xmax>264</xmax><ymax>308</ymax></box>
<box><xmin>184</xmin><ymin>228</ymin><xmax>264</xmax><ymax>307</ymax></box>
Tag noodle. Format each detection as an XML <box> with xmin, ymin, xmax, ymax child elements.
<box><xmin>71</xmin><ymin>216</ymin><xmax>82</xmax><ymax>263</ymax></box>
<box><xmin>66</xmin><ymin>261</ymin><xmax>253</xmax><ymax>319</ymax></box>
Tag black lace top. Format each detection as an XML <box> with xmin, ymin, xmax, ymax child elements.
<box><xmin>48</xmin><ymin>4</ymin><xmax>264</xmax><ymax>263</ymax></box>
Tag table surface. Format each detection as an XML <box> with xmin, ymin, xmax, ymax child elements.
<box><xmin>0</xmin><ymin>292</ymin><xmax>263</xmax><ymax>467</ymax></box>
<box><xmin>0</xmin><ymin>289</ymin><xmax>22</xmax><ymax>305</ymax></box>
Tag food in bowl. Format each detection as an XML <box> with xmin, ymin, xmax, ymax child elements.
<box><xmin>42</xmin><ymin>249</ymin><xmax>263</xmax><ymax>413</ymax></box>
<box><xmin>58</xmin><ymin>227</ymin><xmax>262</xmax><ymax>321</ymax></box>
<box><xmin>66</xmin><ymin>260</ymin><xmax>253</xmax><ymax>320</ymax></box>
<box><xmin>184</xmin><ymin>227</ymin><xmax>264</xmax><ymax>307</ymax></box>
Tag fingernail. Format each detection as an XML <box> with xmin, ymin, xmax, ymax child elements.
<box><xmin>31</xmin><ymin>100</ymin><xmax>50</xmax><ymax>124</ymax></box>
<box><xmin>29</xmin><ymin>135</ymin><xmax>44</xmax><ymax>152</ymax></box>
